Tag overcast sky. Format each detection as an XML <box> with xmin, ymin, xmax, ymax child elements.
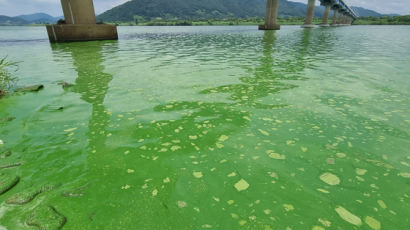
<box><xmin>0</xmin><ymin>0</ymin><xmax>409</xmax><ymax>17</ymax></box>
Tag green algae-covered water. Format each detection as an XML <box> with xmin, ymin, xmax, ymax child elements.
<box><xmin>0</xmin><ymin>25</ymin><xmax>409</xmax><ymax>229</ymax></box>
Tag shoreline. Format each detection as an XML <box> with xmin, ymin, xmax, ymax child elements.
<box><xmin>1</xmin><ymin>15</ymin><xmax>410</xmax><ymax>27</ymax></box>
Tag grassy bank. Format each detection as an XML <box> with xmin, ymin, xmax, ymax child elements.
<box><xmin>0</xmin><ymin>57</ymin><xmax>18</xmax><ymax>97</ymax></box>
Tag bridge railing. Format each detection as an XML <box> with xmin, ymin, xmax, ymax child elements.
<box><xmin>320</xmin><ymin>0</ymin><xmax>358</xmax><ymax>18</ymax></box>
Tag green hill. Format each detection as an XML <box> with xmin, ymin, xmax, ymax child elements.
<box><xmin>97</xmin><ymin>0</ymin><xmax>325</xmax><ymax>23</ymax></box>
<box><xmin>17</xmin><ymin>13</ymin><xmax>63</xmax><ymax>24</ymax></box>
<box><xmin>351</xmin><ymin>6</ymin><xmax>381</xmax><ymax>17</ymax></box>
<box><xmin>0</xmin><ymin>15</ymin><xmax>28</xmax><ymax>25</ymax></box>
<box><xmin>0</xmin><ymin>13</ymin><xmax>62</xmax><ymax>25</ymax></box>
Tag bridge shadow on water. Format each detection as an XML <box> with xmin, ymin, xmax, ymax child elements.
<box><xmin>50</xmin><ymin>41</ymin><xmax>130</xmax><ymax>228</ymax></box>
<box><xmin>45</xmin><ymin>28</ymin><xmax>338</xmax><ymax>228</ymax></box>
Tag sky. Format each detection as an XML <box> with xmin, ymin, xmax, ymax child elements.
<box><xmin>0</xmin><ymin>0</ymin><xmax>129</xmax><ymax>16</ymax></box>
<box><xmin>0</xmin><ymin>0</ymin><xmax>409</xmax><ymax>17</ymax></box>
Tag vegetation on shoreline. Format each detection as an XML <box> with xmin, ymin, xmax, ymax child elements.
<box><xmin>353</xmin><ymin>15</ymin><xmax>410</xmax><ymax>25</ymax></box>
<box><xmin>101</xmin><ymin>15</ymin><xmax>410</xmax><ymax>26</ymax></box>
<box><xmin>107</xmin><ymin>17</ymin><xmax>323</xmax><ymax>26</ymax></box>
<box><xmin>96</xmin><ymin>0</ymin><xmax>324</xmax><ymax>23</ymax></box>
<box><xmin>3</xmin><ymin>15</ymin><xmax>410</xmax><ymax>27</ymax></box>
<box><xmin>0</xmin><ymin>57</ymin><xmax>18</xmax><ymax>97</ymax></box>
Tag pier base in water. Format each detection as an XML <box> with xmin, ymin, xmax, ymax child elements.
<box><xmin>301</xmin><ymin>24</ymin><xmax>316</xmax><ymax>28</ymax></box>
<box><xmin>46</xmin><ymin>24</ymin><xmax>118</xmax><ymax>43</ymax></box>
<box><xmin>258</xmin><ymin>24</ymin><xmax>281</xmax><ymax>30</ymax></box>
<box><xmin>319</xmin><ymin>24</ymin><xmax>330</xmax><ymax>27</ymax></box>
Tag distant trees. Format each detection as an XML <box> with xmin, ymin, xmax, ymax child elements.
<box><xmin>354</xmin><ymin>15</ymin><xmax>410</xmax><ymax>25</ymax></box>
<box><xmin>133</xmin><ymin>15</ymin><xmax>145</xmax><ymax>25</ymax></box>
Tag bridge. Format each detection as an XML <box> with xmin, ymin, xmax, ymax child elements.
<box><xmin>46</xmin><ymin>0</ymin><xmax>358</xmax><ymax>42</ymax></box>
<box><xmin>260</xmin><ymin>0</ymin><xmax>358</xmax><ymax>30</ymax></box>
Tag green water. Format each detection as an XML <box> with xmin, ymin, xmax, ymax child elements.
<box><xmin>0</xmin><ymin>25</ymin><xmax>409</xmax><ymax>229</ymax></box>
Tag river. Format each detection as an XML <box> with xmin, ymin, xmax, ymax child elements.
<box><xmin>0</xmin><ymin>25</ymin><xmax>409</xmax><ymax>229</ymax></box>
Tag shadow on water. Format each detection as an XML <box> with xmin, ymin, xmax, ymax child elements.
<box><xmin>55</xmin><ymin>42</ymin><xmax>112</xmax><ymax>151</ymax></box>
<box><xmin>50</xmin><ymin>41</ymin><xmax>134</xmax><ymax>228</ymax></box>
<box><xmin>51</xmin><ymin>41</ymin><xmax>115</xmax><ymax>164</ymax></box>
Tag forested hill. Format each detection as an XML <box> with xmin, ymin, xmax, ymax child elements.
<box><xmin>0</xmin><ymin>15</ymin><xmax>28</xmax><ymax>25</ymax></box>
<box><xmin>97</xmin><ymin>0</ymin><xmax>325</xmax><ymax>22</ymax></box>
<box><xmin>351</xmin><ymin>6</ymin><xmax>381</xmax><ymax>17</ymax></box>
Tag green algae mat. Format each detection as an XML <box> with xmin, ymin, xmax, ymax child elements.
<box><xmin>0</xmin><ymin>26</ymin><xmax>409</xmax><ymax>229</ymax></box>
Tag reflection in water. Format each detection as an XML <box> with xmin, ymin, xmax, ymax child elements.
<box><xmin>51</xmin><ymin>42</ymin><xmax>128</xmax><ymax>228</ymax></box>
<box><xmin>200</xmin><ymin>31</ymin><xmax>294</xmax><ymax>109</ymax></box>
<box><xmin>52</xmin><ymin>41</ymin><xmax>114</xmax><ymax>161</ymax></box>
<box><xmin>200</xmin><ymin>30</ymin><xmax>321</xmax><ymax>110</ymax></box>
<box><xmin>61</xmin><ymin>43</ymin><xmax>112</xmax><ymax>150</ymax></box>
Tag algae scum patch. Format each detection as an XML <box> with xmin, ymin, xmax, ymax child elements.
<box><xmin>26</xmin><ymin>206</ymin><xmax>66</xmax><ymax>230</ymax></box>
<box><xmin>0</xmin><ymin>26</ymin><xmax>409</xmax><ymax>229</ymax></box>
<box><xmin>0</xmin><ymin>173</ymin><xmax>19</xmax><ymax>195</ymax></box>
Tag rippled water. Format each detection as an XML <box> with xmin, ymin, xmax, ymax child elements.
<box><xmin>0</xmin><ymin>25</ymin><xmax>409</xmax><ymax>229</ymax></box>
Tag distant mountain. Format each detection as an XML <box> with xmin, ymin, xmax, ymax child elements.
<box><xmin>18</xmin><ymin>13</ymin><xmax>55</xmax><ymax>21</ymax></box>
<box><xmin>351</xmin><ymin>7</ymin><xmax>382</xmax><ymax>17</ymax></box>
<box><xmin>17</xmin><ymin>13</ymin><xmax>63</xmax><ymax>24</ymax></box>
<box><xmin>0</xmin><ymin>2</ymin><xmax>390</xmax><ymax>26</ymax></box>
<box><xmin>97</xmin><ymin>0</ymin><xmax>326</xmax><ymax>22</ymax></box>
<box><xmin>0</xmin><ymin>13</ymin><xmax>62</xmax><ymax>25</ymax></box>
<box><xmin>0</xmin><ymin>15</ymin><xmax>28</xmax><ymax>25</ymax></box>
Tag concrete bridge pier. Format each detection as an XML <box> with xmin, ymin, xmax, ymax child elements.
<box><xmin>341</xmin><ymin>15</ymin><xmax>346</xmax><ymax>25</ymax></box>
<box><xmin>339</xmin><ymin>15</ymin><xmax>344</xmax><ymax>25</ymax></box>
<box><xmin>46</xmin><ymin>0</ymin><xmax>118</xmax><ymax>42</ymax></box>
<box><xmin>259</xmin><ymin>0</ymin><xmax>280</xmax><ymax>30</ymax></box>
<box><xmin>337</xmin><ymin>13</ymin><xmax>343</xmax><ymax>25</ymax></box>
<box><xmin>331</xmin><ymin>10</ymin><xmax>338</xmax><ymax>26</ymax></box>
<box><xmin>301</xmin><ymin>0</ymin><xmax>316</xmax><ymax>28</ymax></box>
<box><xmin>319</xmin><ymin>5</ymin><xmax>331</xmax><ymax>27</ymax></box>
<box><xmin>343</xmin><ymin>15</ymin><xmax>349</xmax><ymax>25</ymax></box>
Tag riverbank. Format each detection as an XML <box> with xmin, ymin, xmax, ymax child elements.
<box><xmin>2</xmin><ymin>15</ymin><xmax>410</xmax><ymax>27</ymax></box>
<box><xmin>112</xmin><ymin>17</ymin><xmax>318</xmax><ymax>26</ymax></box>
<box><xmin>101</xmin><ymin>15</ymin><xmax>410</xmax><ymax>26</ymax></box>
<box><xmin>353</xmin><ymin>15</ymin><xmax>410</xmax><ymax>25</ymax></box>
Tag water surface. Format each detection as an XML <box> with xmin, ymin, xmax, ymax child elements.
<box><xmin>0</xmin><ymin>25</ymin><xmax>409</xmax><ymax>229</ymax></box>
